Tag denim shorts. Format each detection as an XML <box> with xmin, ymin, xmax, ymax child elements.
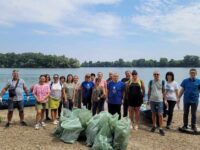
<box><xmin>8</xmin><ymin>99</ymin><xmax>24</xmax><ymax>111</ymax></box>
<box><xmin>150</xmin><ymin>101</ymin><xmax>163</xmax><ymax>114</ymax></box>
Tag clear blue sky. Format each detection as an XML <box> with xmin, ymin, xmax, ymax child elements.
<box><xmin>0</xmin><ymin>0</ymin><xmax>199</xmax><ymax>62</ymax></box>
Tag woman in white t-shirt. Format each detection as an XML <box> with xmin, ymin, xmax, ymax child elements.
<box><xmin>164</xmin><ymin>72</ymin><xmax>179</xmax><ymax>129</ymax></box>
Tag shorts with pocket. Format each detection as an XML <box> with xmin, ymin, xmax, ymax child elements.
<box><xmin>8</xmin><ymin>99</ymin><xmax>24</xmax><ymax>111</ymax></box>
<box><xmin>150</xmin><ymin>101</ymin><xmax>163</xmax><ymax>114</ymax></box>
<box><xmin>35</xmin><ymin>102</ymin><xmax>49</xmax><ymax>110</ymax></box>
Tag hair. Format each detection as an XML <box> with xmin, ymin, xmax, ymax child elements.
<box><xmin>95</xmin><ymin>78</ymin><xmax>101</xmax><ymax>83</ymax></box>
<box><xmin>91</xmin><ymin>73</ymin><xmax>96</xmax><ymax>77</ymax></box>
<box><xmin>165</xmin><ymin>71</ymin><xmax>174</xmax><ymax>81</ymax></box>
<box><xmin>190</xmin><ymin>68</ymin><xmax>197</xmax><ymax>73</ymax></box>
<box><xmin>66</xmin><ymin>74</ymin><xmax>73</xmax><ymax>83</ymax></box>
<box><xmin>45</xmin><ymin>74</ymin><xmax>51</xmax><ymax>81</ymax></box>
<box><xmin>40</xmin><ymin>74</ymin><xmax>46</xmax><ymax>79</ymax></box>
<box><xmin>60</xmin><ymin>76</ymin><xmax>66</xmax><ymax>81</ymax></box>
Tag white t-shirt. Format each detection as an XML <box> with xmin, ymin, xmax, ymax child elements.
<box><xmin>165</xmin><ymin>81</ymin><xmax>179</xmax><ymax>101</ymax></box>
<box><xmin>50</xmin><ymin>82</ymin><xmax>62</xmax><ymax>100</ymax></box>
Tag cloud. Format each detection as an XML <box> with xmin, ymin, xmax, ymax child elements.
<box><xmin>132</xmin><ymin>0</ymin><xmax>200</xmax><ymax>44</ymax></box>
<box><xmin>0</xmin><ymin>0</ymin><xmax>121</xmax><ymax>36</ymax></box>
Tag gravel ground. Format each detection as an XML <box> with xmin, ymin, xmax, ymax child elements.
<box><xmin>0</xmin><ymin>107</ymin><xmax>199</xmax><ymax>150</ymax></box>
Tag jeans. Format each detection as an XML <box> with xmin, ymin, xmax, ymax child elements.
<box><xmin>108</xmin><ymin>103</ymin><xmax>121</xmax><ymax>119</ymax></box>
<box><xmin>167</xmin><ymin>100</ymin><xmax>176</xmax><ymax>126</ymax></box>
<box><xmin>183</xmin><ymin>102</ymin><xmax>198</xmax><ymax>127</ymax></box>
<box><xmin>83</xmin><ymin>97</ymin><xmax>92</xmax><ymax>110</ymax></box>
<box><xmin>92</xmin><ymin>100</ymin><xmax>104</xmax><ymax>116</ymax></box>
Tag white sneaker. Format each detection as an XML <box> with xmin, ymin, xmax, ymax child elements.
<box><xmin>35</xmin><ymin>123</ymin><xmax>40</xmax><ymax>130</ymax></box>
<box><xmin>134</xmin><ymin>125</ymin><xmax>139</xmax><ymax>131</ymax></box>
<box><xmin>53</xmin><ymin>120</ymin><xmax>58</xmax><ymax>125</ymax></box>
<box><xmin>40</xmin><ymin>122</ymin><xmax>46</xmax><ymax>127</ymax></box>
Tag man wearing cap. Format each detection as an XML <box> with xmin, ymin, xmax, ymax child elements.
<box><xmin>179</xmin><ymin>68</ymin><xmax>200</xmax><ymax>132</ymax></box>
<box><xmin>148</xmin><ymin>70</ymin><xmax>166</xmax><ymax>136</ymax></box>
<box><xmin>0</xmin><ymin>70</ymin><xmax>29</xmax><ymax>127</ymax></box>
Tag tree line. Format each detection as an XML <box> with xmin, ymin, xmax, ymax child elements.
<box><xmin>0</xmin><ymin>53</ymin><xmax>80</xmax><ymax>68</ymax></box>
<box><xmin>81</xmin><ymin>55</ymin><xmax>200</xmax><ymax>67</ymax></box>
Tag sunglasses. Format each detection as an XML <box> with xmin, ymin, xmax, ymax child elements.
<box><xmin>132</xmin><ymin>73</ymin><xmax>137</xmax><ymax>76</ymax></box>
<box><xmin>154</xmin><ymin>74</ymin><xmax>160</xmax><ymax>76</ymax></box>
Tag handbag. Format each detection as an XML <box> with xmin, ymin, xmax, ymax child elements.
<box><xmin>8</xmin><ymin>79</ymin><xmax>19</xmax><ymax>98</ymax></box>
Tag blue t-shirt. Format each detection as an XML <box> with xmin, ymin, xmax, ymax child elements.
<box><xmin>81</xmin><ymin>81</ymin><xmax>94</xmax><ymax>98</ymax></box>
<box><xmin>107</xmin><ymin>81</ymin><xmax>125</xmax><ymax>104</ymax></box>
<box><xmin>180</xmin><ymin>78</ymin><xmax>200</xmax><ymax>104</ymax></box>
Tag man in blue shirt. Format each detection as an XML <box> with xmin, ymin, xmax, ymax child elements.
<box><xmin>179</xmin><ymin>68</ymin><xmax>200</xmax><ymax>132</ymax></box>
<box><xmin>81</xmin><ymin>73</ymin><xmax>94</xmax><ymax>110</ymax></box>
<box><xmin>107</xmin><ymin>73</ymin><xmax>125</xmax><ymax>119</ymax></box>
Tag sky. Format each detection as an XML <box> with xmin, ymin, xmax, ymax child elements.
<box><xmin>0</xmin><ymin>0</ymin><xmax>200</xmax><ymax>62</ymax></box>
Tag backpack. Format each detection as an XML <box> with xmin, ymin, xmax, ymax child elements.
<box><xmin>149</xmin><ymin>80</ymin><xmax>165</xmax><ymax>94</ymax></box>
<box><xmin>50</xmin><ymin>82</ymin><xmax>62</xmax><ymax>90</ymax></box>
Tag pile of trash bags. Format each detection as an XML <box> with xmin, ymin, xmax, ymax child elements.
<box><xmin>53</xmin><ymin>108</ymin><xmax>131</xmax><ymax>150</ymax></box>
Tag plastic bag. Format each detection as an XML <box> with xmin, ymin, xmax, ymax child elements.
<box><xmin>92</xmin><ymin>135</ymin><xmax>113</xmax><ymax>150</ymax></box>
<box><xmin>72</xmin><ymin>108</ymin><xmax>92</xmax><ymax>129</ymax></box>
<box><xmin>113</xmin><ymin>117</ymin><xmax>131</xmax><ymax>150</ymax></box>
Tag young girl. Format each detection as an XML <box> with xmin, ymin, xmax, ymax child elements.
<box><xmin>91</xmin><ymin>78</ymin><xmax>106</xmax><ymax>116</ymax></box>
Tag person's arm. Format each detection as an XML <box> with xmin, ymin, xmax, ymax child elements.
<box><xmin>141</xmin><ymin>80</ymin><xmax>145</xmax><ymax>98</ymax></box>
<box><xmin>32</xmin><ymin>86</ymin><xmax>39</xmax><ymax>102</ymax></box>
<box><xmin>175</xmin><ymin>89</ymin><xmax>180</xmax><ymax>109</ymax></box>
<box><xmin>23</xmin><ymin>84</ymin><xmax>29</xmax><ymax>96</ymax></box>
<box><xmin>147</xmin><ymin>82</ymin><xmax>151</xmax><ymax>104</ymax></box>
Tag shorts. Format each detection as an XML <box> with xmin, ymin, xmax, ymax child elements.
<box><xmin>8</xmin><ymin>100</ymin><xmax>24</xmax><ymax>111</ymax></box>
<box><xmin>150</xmin><ymin>101</ymin><xmax>163</xmax><ymax>114</ymax></box>
<box><xmin>35</xmin><ymin>102</ymin><xmax>49</xmax><ymax>110</ymax></box>
<box><xmin>49</xmin><ymin>97</ymin><xmax>60</xmax><ymax>109</ymax></box>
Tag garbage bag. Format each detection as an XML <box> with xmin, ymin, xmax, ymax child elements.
<box><xmin>92</xmin><ymin>135</ymin><xmax>113</xmax><ymax>150</ymax></box>
<box><xmin>72</xmin><ymin>108</ymin><xmax>92</xmax><ymax>129</ymax></box>
<box><xmin>113</xmin><ymin>117</ymin><xmax>131</xmax><ymax>150</ymax></box>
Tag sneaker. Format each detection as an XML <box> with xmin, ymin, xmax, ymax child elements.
<box><xmin>151</xmin><ymin>127</ymin><xmax>156</xmax><ymax>132</ymax></box>
<box><xmin>182</xmin><ymin>125</ymin><xmax>189</xmax><ymax>130</ymax></box>
<box><xmin>5</xmin><ymin>122</ymin><xmax>10</xmax><ymax>128</ymax></box>
<box><xmin>40</xmin><ymin>122</ymin><xmax>46</xmax><ymax>127</ymax></box>
<box><xmin>166</xmin><ymin>125</ymin><xmax>171</xmax><ymax>129</ymax></box>
<box><xmin>53</xmin><ymin>120</ymin><xmax>58</xmax><ymax>125</ymax></box>
<box><xmin>35</xmin><ymin>123</ymin><xmax>40</xmax><ymax>130</ymax></box>
<box><xmin>192</xmin><ymin>126</ymin><xmax>198</xmax><ymax>132</ymax></box>
<box><xmin>20</xmin><ymin>121</ymin><xmax>28</xmax><ymax>126</ymax></box>
<box><xmin>134</xmin><ymin>125</ymin><xmax>139</xmax><ymax>131</ymax></box>
<box><xmin>159</xmin><ymin>129</ymin><xmax>165</xmax><ymax>136</ymax></box>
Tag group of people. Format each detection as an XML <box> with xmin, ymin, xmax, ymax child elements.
<box><xmin>0</xmin><ymin>68</ymin><xmax>199</xmax><ymax>136</ymax></box>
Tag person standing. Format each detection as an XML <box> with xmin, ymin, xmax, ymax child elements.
<box><xmin>33</xmin><ymin>75</ymin><xmax>50</xmax><ymax>129</ymax></box>
<box><xmin>58</xmin><ymin>76</ymin><xmax>66</xmax><ymax>118</ymax></box>
<box><xmin>63</xmin><ymin>74</ymin><xmax>75</xmax><ymax>110</ymax></box>
<box><xmin>91</xmin><ymin>78</ymin><xmax>106</xmax><ymax>115</ymax></box>
<box><xmin>44</xmin><ymin>74</ymin><xmax>51</xmax><ymax>121</ymax></box>
<box><xmin>127</xmin><ymin>70</ymin><xmax>145</xmax><ymax>130</ymax></box>
<box><xmin>81</xmin><ymin>74</ymin><xmax>94</xmax><ymax>110</ymax></box>
<box><xmin>91</xmin><ymin>73</ymin><xmax>96</xmax><ymax>83</ymax></box>
<box><xmin>148</xmin><ymin>70</ymin><xmax>166</xmax><ymax>136</ymax></box>
<box><xmin>107</xmin><ymin>73</ymin><xmax>125</xmax><ymax>119</ymax></box>
<box><xmin>164</xmin><ymin>72</ymin><xmax>179</xmax><ymax>129</ymax></box>
<box><xmin>121</xmin><ymin>70</ymin><xmax>132</xmax><ymax>117</ymax></box>
<box><xmin>106</xmin><ymin>72</ymin><xmax>113</xmax><ymax>84</ymax></box>
<box><xmin>73</xmin><ymin>75</ymin><xmax>81</xmax><ymax>108</ymax></box>
<box><xmin>0</xmin><ymin>70</ymin><xmax>29</xmax><ymax>127</ymax></box>
<box><xmin>179</xmin><ymin>68</ymin><xmax>200</xmax><ymax>132</ymax></box>
<box><xmin>97</xmin><ymin>72</ymin><xmax>107</xmax><ymax>111</ymax></box>
<box><xmin>49</xmin><ymin>74</ymin><xmax>63</xmax><ymax>125</ymax></box>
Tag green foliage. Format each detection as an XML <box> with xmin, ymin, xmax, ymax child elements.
<box><xmin>81</xmin><ymin>55</ymin><xmax>200</xmax><ymax>67</ymax></box>
<box><xmin>0</xmin><ymin>53</ymin><xmax>80</xmax><ymax>68</ymax></box>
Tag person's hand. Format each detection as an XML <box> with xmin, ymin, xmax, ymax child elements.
<box><xmin>27</xmin><ymin>96</ymin><xmax>30</xmax><ymax>102</ymax></box>
<box><xmin>177</xmin><ymin>99</ymin><xmax>180</xmax><ymax>109</ymax></box>
<box><xmin>164</xmin><ymin>100</ymin><xmax>168</xmax><ymax>108</ymax></box>
<box><xmin>0</xmin><ymin>96</ymin><xmax>2</xmax><ymax>103</ymax></box>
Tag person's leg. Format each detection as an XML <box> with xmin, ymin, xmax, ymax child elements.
<box><xmin>51</xmin><ymin>109</ymin><xmax>54</xmax><ymax>121</ymax></box>
<box><xmin>128</xmin><ymin>106</ymin><xmax>134</xmax><ymax>128</ymax></box>
<box><xmin>92</xmin><ymin>102</ymin><xmax>98</xmax><ymax>116</ymax></box>
<box><xmin>183</xmin><ymin>103</ymin><xmax>190</xmax><ymax>127</ymax></box>
<box><xmin>116</xmin><ymin>104</ymin><xmax>121</xmax><ymax>119</ymax></box>
<box><xmin>191</xmin><ymin>103</ymin><xmax>198</xmax><ymax>130</ymax></box>
<box><xmin>134</xmin><ymin>107</ymin><xmax>140</xmax><ymax>126</ymax></box>
<box><xmin>6</xmin><ymin>100</ymin><xmax>14</xmax><ymax>127</ymax></box>
<box><xmin>108</xmin><ymin>103</ymin><xmax>114</xmax><ymax>115</ymax></box>
<box><xmin>58</xmin><ymin>100</ymin><xmax>63</xmax><ymax>118</ymax></box>
<box><xmin>88</xmin><ymin>97</ymin><xmax>92</xmax><ymax>110</ymax></box>
<box><xmin>17</xmin><ymin>101</ymin><xmax>26</xmax><ymax>125</ymax></box>
<box><xmin>123</xmin><ymin>100</ymin><xmax>128</xmax><ymax>117</ymax></box>
<box><xmin>167</xmin><ymin>101</ymin><xmax>176</xmax><ymax>127</ymax></box>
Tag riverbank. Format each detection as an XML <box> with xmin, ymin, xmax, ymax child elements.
<box><xmin>0</xmin><ymin>107</ymin><xmax>199</xmax><ymax>150</ymax></box>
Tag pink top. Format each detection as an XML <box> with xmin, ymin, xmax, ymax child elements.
<box><xmin>33</xmin><ymin>83</ymin><xmax>50</xmax><ymax>103</ymax></box>
<box><xmin>99</xmin><ymin>80</ymin><xmax>107</xmax><ymax>89</ymax></box>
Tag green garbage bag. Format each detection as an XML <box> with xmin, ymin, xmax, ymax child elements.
<box><xmin>113</xmin><ymin>117</ymin><xmax>131</xmax><ymax>150</ymax></box>
<box><xmin>92</xmin><ymin>135</ymin><xmax>113</xmax><ymax>150</ymax></box>
<box><xmin>72</xmin><ymin>108</ymin><xmax>92</xmax><ymax>129</ymax></box>
<box><xmin>86</xmin><ymin>114</ymin><xmax>101</xmax><ymax>146</ymax></box>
